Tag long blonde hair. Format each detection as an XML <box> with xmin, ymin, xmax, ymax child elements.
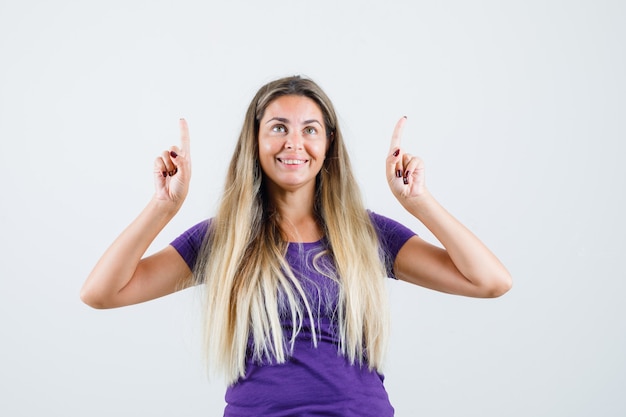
<box><xmin>193</xmin><ymin>76</ymin><xmax>390</xmax><ymax>385</ymax></box>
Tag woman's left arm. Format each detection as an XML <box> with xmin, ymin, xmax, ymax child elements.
<box><xmin>386</xmin><ymin>117</ymin><xmax>512</xmax><ymax>298</ymax></box>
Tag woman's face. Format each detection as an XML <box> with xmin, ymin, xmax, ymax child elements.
<box><xmin>258</xmin><ymin>95</ymin><xmax>329</xmax><ymax>195</ymax></box>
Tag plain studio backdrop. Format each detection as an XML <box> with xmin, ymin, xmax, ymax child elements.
<box><xmin>1</xmin><ymin>0</ymin><xmax>624</xmax><ymax>415</ymax></box>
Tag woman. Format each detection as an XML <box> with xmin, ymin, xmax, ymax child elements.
<box><xmin>81</xmin><ymin>76</ymin><xmax>512</xmax><ymax>416</ymax></box>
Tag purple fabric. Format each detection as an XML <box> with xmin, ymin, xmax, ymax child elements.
<box><xmin>170</xmin><ymin>211</ymin><xmax>416</xmax><ymax>416</ymax></box>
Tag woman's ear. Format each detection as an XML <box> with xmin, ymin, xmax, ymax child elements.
<box><xmin>326</xmin><ymin>131</ymin><xmax>334</xmax><ymax>155</ymax></box>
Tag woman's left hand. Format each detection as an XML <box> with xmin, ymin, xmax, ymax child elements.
<box><xmin>385</xmin><ymin>117</ymin><xmax>513</xmax><ymax>298</ymax></box>
<box><xmin>386</xmin><ymin>117</ymin><xmax>427</xmax><ymax>201</ymax></box>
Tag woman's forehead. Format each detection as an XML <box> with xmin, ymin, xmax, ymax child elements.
<box><xmin>261</xmin><ymin>95</ymin><xmax>323</xmax><ymax>123</ymax></box>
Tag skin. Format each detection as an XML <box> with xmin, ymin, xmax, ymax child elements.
<box><xmin>257</xmin><ymin>95</ymin><xmax>329</xmax><ymax>242</ymax></box>
<box><xmin>80</xmin><ymin>97</ymin><xmax>511</xmax><ymax>309</ymax></box>
<box><xmin>80</xmin><ymin>119</ymin><xmax>192</xmax><ymax>308</ymax></box>
<box><xmin>387</xmin><ymin>117</ymin><xmax>512</xmax><ymax>297</ymax></box>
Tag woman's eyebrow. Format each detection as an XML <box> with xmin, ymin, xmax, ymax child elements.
<box><xmin>265</xmin><ymin>117</ymin><xmax>289</xmax><ymax>125</ymax></box>
<box><xmin>264</xmin><ymin>117</ymin><xmax>322</xmax><ymax>126</ymax></box>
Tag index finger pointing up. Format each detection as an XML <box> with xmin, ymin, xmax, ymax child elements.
<box><xmin>179</xmin><ymin>118</ymin><xmax>191</xmax><ymax>154</ymax></box>
<box><xmin>389</xmin><ymin>116</ymin><xmax>407</xmax><ymax>155</ymax></box>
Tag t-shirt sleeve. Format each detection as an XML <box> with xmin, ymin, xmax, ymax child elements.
<box><xmin>169</xmin><ymin>219</ymin><xmax>211</xmax><ymax>271</ymax></box>
<box><xmin>368</xmin><ymin>211</ymin><xmax>417</xmax><ymax>279</ymax></box>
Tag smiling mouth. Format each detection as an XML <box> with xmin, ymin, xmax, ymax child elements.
<box><xmin>278</xmin><ymin>158</ymin><xmax>308</xmax><ymax>165</ymax></box>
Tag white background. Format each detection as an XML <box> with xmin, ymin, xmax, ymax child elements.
<box><xmin>1</xmin><ymin>0</ymin><xmax>625</xmax><ymax>415</ymax></box>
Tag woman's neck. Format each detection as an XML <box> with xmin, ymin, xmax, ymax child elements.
<box><xmin>269</xmin><ymin>189</ymin><xmax>323</xmax><ymax>243</ymax></box>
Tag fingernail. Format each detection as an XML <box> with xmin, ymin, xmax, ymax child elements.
<box><xmin>403</xmin><ymin>176</ymin><xmax>409</xmax><ymax>185</ymax></box>
<box><xmin>162</xmin><ymin>171</ymin><xmax>167</xmax><ymax>178</ymax></box>
<box><xmin>392</xmin><ymin>149</ymin><xmax>400</xmax><ymax>157</ymax></box>
<box><xmin>170</xmin><ymin>151</ymin><xmax>178</xmax><ymax>158</ymax></box>
<box><xmin>403</xmin><ymin>115</ymin><xmax>407</xmax><ymax>119</ymax></box>
<box><xmin>396</xmin><ymin>169</ymin><xmax>402</xmax><ymax>178</ymax></box>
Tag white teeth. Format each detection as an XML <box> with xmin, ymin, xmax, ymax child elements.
<box><xmin>281</xmin><ymin>159</ymin><xmax>306</xmax><ymax>165</ymax></box>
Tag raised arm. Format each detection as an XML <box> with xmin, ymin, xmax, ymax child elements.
<box><xmin>80</xmin><ymin>119</ymin><xmax>193</xmax><ymax>308</ymax></box>
<box><xmin>386</xmin><ymin>117</ymin><xmax>512</xmax><ymax>298</ymax></box>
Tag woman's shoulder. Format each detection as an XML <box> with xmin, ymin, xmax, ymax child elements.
<box><xmin>367</xmin><ymin>210</ymin><xmax>412</xmax><ymax>233</ymax></box>
<box><xmin>175</xmin><ymin>218</ymin><xmax>212</xmax><ymax>241</ymax></box>
<box><xmin>169</xmin><ymin>218</ymin><xmax>213</xmax><ymax>270</ymax></box>
<box><xmin>367</xmin><ymin>210</ymin><xmax>416</xmax><ymax>254</ymax></box>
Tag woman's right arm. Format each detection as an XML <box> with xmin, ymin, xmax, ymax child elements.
<box><xmin>80</xmin><ymin>119</ymin><xmax>193</xmax><ymax>309</ymax></box>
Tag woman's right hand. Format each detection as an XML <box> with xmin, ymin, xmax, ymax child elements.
<box><xmin>153</xmin><ymin>118</ymin><xmax>192</xmax><ymax>207</ymax></box>
<box><xmin>81</xmin><ymin>119</ymin><xmax>194</xmax><ymax>309</ymax></box>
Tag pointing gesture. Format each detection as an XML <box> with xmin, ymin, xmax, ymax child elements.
<box><xmin>153</xmin><ymin>118</ymin><xmax>192</xmax><ymax>206</ymax></box>
<box><xmin>386</xmin><ymin>117</ymin><xmax>426</xmax><ymax>200</ymax></box>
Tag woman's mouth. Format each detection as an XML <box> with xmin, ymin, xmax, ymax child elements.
<box><xmin>278</xmin><ymin>158</ymin><xmax>307</xmax><ymax>165</ymax></box>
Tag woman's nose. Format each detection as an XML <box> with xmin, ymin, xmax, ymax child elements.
<box><xmin>284</xmin><ymin>131</ymin><xmax>303</xmax><ymax>150</ymax></box>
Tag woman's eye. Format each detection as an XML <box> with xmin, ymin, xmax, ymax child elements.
<box><xmin>304</xmin><ymin>126</ymin><xmax>317</xmax><ymax>135</ymax></box>
<box><xmin>272</xmin><ymin>125</ymin><xmax>286</xmax><ymax>133</ymax></box>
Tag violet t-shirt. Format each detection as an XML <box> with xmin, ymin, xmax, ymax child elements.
<box><xmin>170</xmin><ymin>211</ymin><xmax>415</xmax><ymax>416</ymax></box>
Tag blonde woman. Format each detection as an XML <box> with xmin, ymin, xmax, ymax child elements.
<box><xmin>81</xmin><ymin>76</ymin><xmax>512</xmax><ymax>416</ymax></box>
